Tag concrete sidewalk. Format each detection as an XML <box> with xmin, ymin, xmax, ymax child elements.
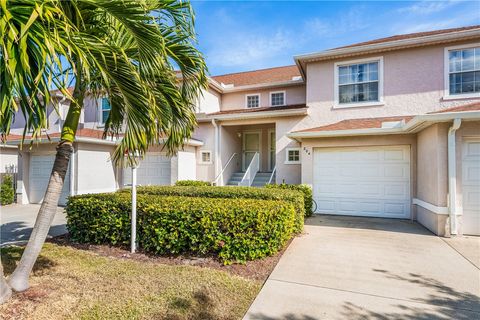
<box><xmin>1</xmin><ymin>204</ymin><xmax>67</xmax><ymax>247</ymax></box>
<box><xmin>244</xmin><ymin>215</ymin><xmax>480</xmax><ymax>320</ymax></box>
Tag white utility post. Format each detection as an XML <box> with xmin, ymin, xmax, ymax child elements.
<box><xmin>131</xmin><ymin>165</ymin><xmax>138</xmax><ymax>253</ymax></box>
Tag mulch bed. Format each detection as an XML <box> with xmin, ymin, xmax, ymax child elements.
<box><xmin>48</xmin><ymin>234</ymin><xmax>294</xmax><ymax>282</ymax></box>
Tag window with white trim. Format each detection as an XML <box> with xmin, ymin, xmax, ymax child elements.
<box><xmin>100</xmin><ymin>97</ymin><xmax>111</xmax><ymax>124</ymax></box>
<box><xmin>200</xmin><ymin>151</ymin><xmax>212</xmax><ymax>164</ymax></box>
<box><xmin>448</xmin><ymin>46</ymin><xmax>480</xmax><ymax>96</ymax></box>
<box><xmin>246</xmin><ymin>94</ymin><xmax>260</xmax><ymax>108</ymax></box>
<box><xmin>285</xmin><ymin>148</ymin><xmax>300</xmax><ymax>164</ymax></box>
<box><xmin>270</xmin><ymin>91</ymin><xmax>285</xmax><ymax>106</ymax></box>
<box><xmin>338</xmin><ymin>60</ymin><xmax>379</xmax><ymax>104</ymax></box>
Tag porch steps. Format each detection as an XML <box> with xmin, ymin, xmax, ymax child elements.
<box><xmin>226</xmin><ymin>171</ymin><xmax>274</xmax><ymax>187</ymax></box>
<box><xmin>251</xmin><ymin>172</ymin><xmax>274</xmax><ymax>187</ymax></box>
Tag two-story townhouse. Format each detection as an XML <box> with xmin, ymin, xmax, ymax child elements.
<box><xmin>2</xmin><ymin>25</ymin><xmax>479</xmax><ymax>237</ymax></box>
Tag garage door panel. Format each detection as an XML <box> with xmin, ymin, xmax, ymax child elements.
<box><xmin>29</xmin><ymin>155</ymin><xmax>70</xmax><ymax>205</ymax></box>
<box><xmin>462</xmin><ymin>139</ymin><xmax>480</xmax><ymax>235</ymax></box>
<box><xmin>123</xmin><ymin>152</ymin><xmax>171</xmax><ymax>186</ymax></box>
<box><xmin>313</xmin><ymin>146</ymin><xmax>411</xmax><ymax>219</ymax></box>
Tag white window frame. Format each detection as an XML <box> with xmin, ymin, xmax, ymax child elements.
<box><xmin>97</xmin><ymin>97</ymin><xmax>111</xmax><ymax>126</ymax></box>
<box><xmin>245</xmin><ymin>93</ymin><xmax>261</xmax><ymax>108</ymax></box>
<box><xmin>199</xmin><ymin>150</ymin><xmax>212</xmax><ymax>164</ymax></box>
<box><xmin>285</xmin><ymin>147</ymin><xmax>301</xmax><ymax>164</ymax></box>
<box><xmin>443</xmin><ymin>43</ymin><xmax>480</xmax><ymax>100</ymax></box>
<box><xmin>334</xmin><ymin>56</ymin><xmax>384</xmax><ymax>109</ymax></box>
<box><xmin>270</xmin><ymin>90</ymin><xmax>286</xmax><ymax>107</ymax></box>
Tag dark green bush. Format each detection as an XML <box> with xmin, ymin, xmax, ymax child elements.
<box><xmin>175</xmin><ymin>180</ymin><xmax>211</xmax><ymax>186</ymax></box>
<box><xmin>0</xmin><ymin>175</ymin><xmax>14</xmax><ymax>205</ymax></box>
<box><xmin>66</xmin><ymin>193</ymin><xmax>296</xmax><ymax>264</ymax></box>
<box><xmin>266</xmin><ymin>183</ymin><xmax>313</xmax><ymax>217</ymax></box>
<box><xmin>120</xmin><ymin>185</ymin><xmax>304</xmax><ymax>232</ymax></box>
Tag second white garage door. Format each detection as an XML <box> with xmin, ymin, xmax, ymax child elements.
<box><xmin>462</xmin><ymin>138</ymin><xmax>480</xmax><ymax>235</ymax></box>
<box><xmin>29</xmin><ymin>154</ymin><xmax>71</xmax><ymax>206</ymax></box>
<box><xmin>123</xmin><ymin>153</ymin><xmax>171</xmax><ymax>186</ymax></box>
<box><xmin>313</xmin><ymin>145</ymin><xmax>411</xmax><ymax>219</ymax></box>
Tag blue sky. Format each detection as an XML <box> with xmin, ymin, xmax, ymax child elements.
<box><xmin>191</xmin><ymin>0</ymin><xmax>480</xmax><ymax>75</ymax></box>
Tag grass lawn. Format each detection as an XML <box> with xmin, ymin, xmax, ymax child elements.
<box><xmin>0</xmin><ymin>243</ymin><xmax>261</xmax><ymax>320</ymax></box>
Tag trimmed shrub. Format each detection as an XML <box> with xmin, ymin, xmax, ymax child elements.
<box><xmin>120</xmin><ymin>185</ymin><xmax>304</xmax><ymax>232</ymax></box>
<box><xmin>0</xmin><ymin>175</ymin><xmax>15</xmax><ymax>205</ymax></box>
<box><xmin>175</xmin><ymin>180</ymin><xmax>211</xmax><ymax>187</ymax></box>
<box><xmin>66</xmin><ymin>193</ymin><xmax>296</xmax><ymax>264</ymax></box>
<box><xmin>266</xmin><ymin>183</ymin><xmax>313</xmax><ymax>217</ymax></box>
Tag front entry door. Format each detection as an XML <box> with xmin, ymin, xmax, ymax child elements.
<box><xmin>269</xmin><ymin>130</ymin><xmax>276</xmax><ymax>171</ymax></box>
<box><xmin>243</xmin><ymin>132</ymin><xmax>260</xmax><ymax>170</ymax></box>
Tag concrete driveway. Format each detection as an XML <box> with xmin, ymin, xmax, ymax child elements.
<box><xmin>1</xmin><ymin>204</ymin><xmax>67</xmax><ymax>247</ymax></box>
<box><xmin>244</xmin><ymin>215</ymin><xmax>480</xmax><ymax>320</ymax></box>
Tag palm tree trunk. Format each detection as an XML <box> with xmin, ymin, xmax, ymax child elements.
<box><xmin>7</xmin><ymin>142</ymin><xmax>73</xmax><ymax>292</ymax></box>
<box><xmin>0</xmin><ymin>265</ymin><xmax>12</xmax><ymax>304</ymax></box>
<box><xmin>7</xmin><ymin>75</ymin><xmax>83</xmax><ymax>293</ymax></box>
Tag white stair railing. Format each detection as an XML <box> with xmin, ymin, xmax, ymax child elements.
<box><xmin>267</xmin><ymin>166</ymin><xmax>276</xmax><ymax>185</ymax></box>
<box><xmin>239</xmin><ymin>152</ymin><xmax>259</xmax><ymax>187</ymax></box>
<box><xmin>213</xmin><ymin>153</ymin><xmax>237</xmax><ymax>186</ymax></box>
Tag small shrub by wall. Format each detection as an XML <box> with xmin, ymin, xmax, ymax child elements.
<box><xmin>266</xmin><ymin>183</ymin><xmax>313</xmax><ymax>217</ymax></box>
<box><xmin>66</xmin><ymin>193</ymin><xmax>296</xmax><ymax>264</ymax></box>
<box><xmin>174</xmin><ymin>180</ymin><xmax>211</xmax><ymax>186</ymax></box>
<box><xmin>0</xmin><ymin>175</ymin><xmax>15</xmax><ymax>205</ymax></box>
<box><xmin>120</xmin><ymin>185</ymin><xmax>304</xmax><ymax>232</ymax></box>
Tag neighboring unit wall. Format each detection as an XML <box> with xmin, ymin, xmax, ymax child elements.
<box><xmin>173</xmin><ymin>146</ymin><xmax>197</xmax><ymax>183</ymax></box>
<box><xmin>0</xmin><ymin>146</ymin><xmax>18</xmax><ymax>172</ymax></box>
<box><xmin>220</xmin><ymin>84</ymin><xmax>305</xmax><ymax>111</ymax></box>
<box><xmin>416</xmin><ymin>123</ymin><xmax>449</xmax><ymax>236</ymax></box>
<box><xmin>75</xmin><ymin>142</ymin><xmax>118</xmax><ymax>195</ymax></box>
<box><xmin>197</xmin><ymin>88</ymin><xmax>221</xmax><ymax>114</ymax></box>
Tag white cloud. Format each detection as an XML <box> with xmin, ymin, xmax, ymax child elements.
<box><xmin>398</xmin><ymin>0</ymin><xmax>463</xmax><ymax>15</ymax></box>
<box><xmin>206</xmin><ymin>29</ymin><xmax>294</xmax><ymax>69</ymax></box>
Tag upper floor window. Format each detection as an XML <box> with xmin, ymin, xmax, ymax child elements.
<box><xmin>270</xmin><ymin>91</ymin><xmax>285</xmax><ymax>106</ymax></box>
<box><xmin>334</xmin><ymin>57</ymin><xmax>383</xmax><ymax>108</ymax></box>
<box><xmin>101</xmin><ymin>97</ymin><xmax>111</xmax><ymax>124</ymax></box>
<box><xmin>447</xmin><ymin>46</ymin><xmax>480</xmax><ymax>96</ymax></box>
<box><xmin>246</xmin><ymin>94</ymin><xmax>260</xmax><ymax>108</ymax></box>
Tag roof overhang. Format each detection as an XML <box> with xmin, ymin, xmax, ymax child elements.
<box><xmin>197</xmin><ymin>107</ymin><xmax>308</xmax><ymax>122</ymax></box>
<box><xmin>294</xmin><ymin>28</ymin><xmax>480</xmax><ymax>78</ymax></box>
<box><xmin>288</xmin><ymin>111</ymin><xmax>480</xmax><ymax>140</ymax></box>
<box><xmin>5</xmin><ymin>137</ymin><xmax>203</xmax><ymax>147</ymax></box>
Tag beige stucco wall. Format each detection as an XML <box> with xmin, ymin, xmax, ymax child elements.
<box><xmin>416</xmin><ymin>123</ymin><xmax>449</xmax><ymax>235</ymax></box>
<box><xmin>193</xmin><ymin>122</ymin><xmax>215</xmax><ymax>182</ymax></box>
<box><xmin>0</xmin><ymin>146</ymin><xmax>18</xmax><ymax>173</ymax></box>
<box><xmin>304</xmin><ymin>40</ymin><xmax>480</xmax><ymax>129</ymax></box>
<box><xmin>220</xmin><ymin>84</ymin><xmax>305</xmax><ymax>111</ymax></box>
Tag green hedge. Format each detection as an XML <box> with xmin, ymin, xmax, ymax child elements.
<box><xmin>175</xmin><ymin>180</ymin><xmax>211</xmax><ymax>186</ymax></box>
<box><xmin>120</xmin><ymin>185</ymin><xmax>304</xmax><ymax>232</ymax></box>
<box><xmin>266</xmin><ymin>183</ymin><xmax>313</xmax><ymax>217</ymax></box>
<box><xmin>0</xmin><ymin>175</ymin><xmax>14</xmax><ymax>205</ymax></box>
<box><xmin>66</xmin><ymin>193</ymin><xmax>296</xmax><ymax>264</ymax></box>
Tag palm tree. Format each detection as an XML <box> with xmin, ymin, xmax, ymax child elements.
<box><xmin>0</xmin><ymin>0</ymin><xmax>207</xmax><ymax>301</ymax></box>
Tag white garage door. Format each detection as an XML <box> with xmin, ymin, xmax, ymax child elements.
<box><xmin>29</xmin><ymin>154</ymin><xmax>71</xmax><ymax>205</ymax></box>
<box><xmin>313</xmin><ymin>145</ymin><xmax>411</xmax><ymax>219</ymax></box>
<box><xmin>462</xmin><ymin>138</ymin><xmax>480</xmax><ymax>235</ymax></box>
<box><xmin>123</xmin><ymin>153</ymin><xmax>171</xmax><ymax>186</ymax></box>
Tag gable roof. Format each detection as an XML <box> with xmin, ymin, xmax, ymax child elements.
<box><xmin>211</xmin><ymin>65</ymin><xmax>301</xmax><ymax>87</ymax></box>
<box><xmin>335</xmin><ymin>25</ymin><xmax>480</xmax><ymax>50</ymax></box>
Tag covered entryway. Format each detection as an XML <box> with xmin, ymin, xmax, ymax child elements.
<box><xmin>123</xmin><ymin>153</ymin><xmax>171</xmax><ymax>186</ymax></box>
<box><xmin>313</xmin><ymin>145</ymin><xmax>411</xmax><ymax>219</ymax></box>
<box><xmin>462</xmin><ymin>138</ymin><xmax>480</xmax><ymax>235</ymax></box>
<box><xmin>29</xmin><ymin>154</ymin><xmax>70</xmax><ymax>205</ymax></box>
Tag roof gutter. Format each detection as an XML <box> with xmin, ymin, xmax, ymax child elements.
<box><xmin>287</xmin><ymin>111</ymin><xmax>480</xmax><ymax>139</ymax></box>
<box><xmin>200</xmin><ymin>107</ymin><xmax>308</xmax><ymax>122</ymax></box>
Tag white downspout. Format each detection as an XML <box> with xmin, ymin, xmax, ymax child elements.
<box><xmin>447</xmin><ymin>118</ymin><xmax>461</xmax><ymax>236</ymax></box>
<box><xmin>212</xmin><ymin>119</ymin><xmax>220</xmax><ymax>183</ymax></box>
